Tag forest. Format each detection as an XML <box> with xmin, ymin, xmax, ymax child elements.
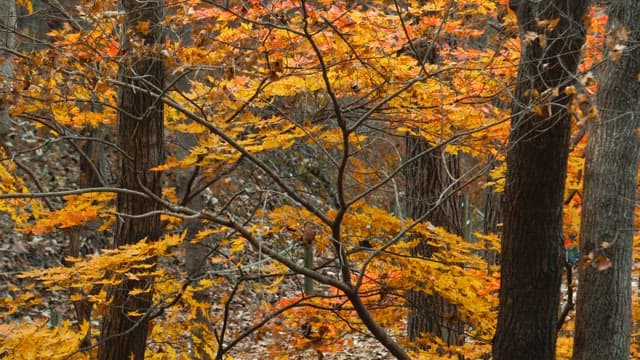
<box><xmin>0</xmin><ymin>0</ymin><xmax>638</xmax><ymax>359</ymax></box>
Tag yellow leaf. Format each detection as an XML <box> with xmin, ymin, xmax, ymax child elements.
<box><xmin>564</xmin><ymin>86</ymin><xmax>576</xmax><ymax>96</ymax></box>
<box><xmin>262</xmin><ymin>137</ymin><xmax>279</xmax><ymax>149</ymax></box>
<box><xmin>136</xmin><ymin>20</ymin><xmax>151</xmax><ymax>34</ymax></box>
<box><xmin>129</xmin><ymin>287</ymin><xmax>151</xmax><ymax>296</ymax></box>
<box><xmin>17</xmin><ymin>0</ymin><xmax>33</xmax><ymax>14</ymax></box>
<box><xmin>69</xmin><ymin>293</ymin><xmax>84</xmax><ymax>302</ymax></box>
<box><xmin>149</xmin><ymin>156</ymin><xmax>180</xmax><ymax>171</ymax></box>
<box><xmin>229</xmin><ymin>238</ymin><xmax>245</xmax><ymax>253</ymax></box>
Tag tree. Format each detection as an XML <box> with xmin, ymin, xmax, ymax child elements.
<box><xmin>402</xmin><ymin>1</ymin><xmax>464</xmax><ymax>349</ymax></box>
<box><xmin>0</xmin><ymin>0</ymin><xmax>16</xmax><ymax>140</ymax></box>
<box><xmin>98</xmin><ymin>0</ymin><xmax>165</xmax><ymax>358</ymax></box>
<box><xmin>405</xmin><ymin>137</ymin><xmax>464</xmax><ymax>347</ymax></box>
<box><xmin>0</xmin><ymin>1</ymin><xmax>517</xmax><ymax>359</ymax></box>
<box><xmin>493</xmin><ymin>1</ymin><xmax>590</xmax><ymax>359</ymax></box>
<box><xmin>573</xmin><ymin>1</ymin><xmax>640</xmax><ymax>358</ymax></box>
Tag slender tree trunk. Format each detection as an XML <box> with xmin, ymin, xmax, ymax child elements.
<box><xmin>405</xmin><ymin>137</ymin><xmax>464</xmax><ymax>347</ymax></box>
<box><xmin>481</xmin><ymin>155</ymin><xmax>502</xmax><ymax>269</ymax></box>
<box><xmin>573</xmin><ymin>1</ymin><xmax>640</xmax><ymax>358</ymax></box>
<box><xmin>175</xmin><ymin>131</ymin><xmax>213</xmax><ymax>359</ymax></box>
<box><xmin>492</xmin><ymin>1</ymin><xmax>589</xmax><ymax>359</ymax></box>
<box><xmin>0</xmin><ymin>0</ymin><xmax>16</xmax><ymax>140</ymax></box>
<box><xmin>98</xmin><ymin>1</ymin><xmax>165</xmax><ymax>359</ymax></box>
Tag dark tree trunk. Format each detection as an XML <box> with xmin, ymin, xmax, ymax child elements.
<box><xmin>573</xmin><ymin>1</ymin><xmax>640</xmax><ymax>358</ymax></box>
<box><xmin>481</xmin><ymin>155</ymin><xmax>503</xmax><ymax>268</ymax></box>
<box><xmin>492</xmin><ymin>1</ymin><xmax>589</xmax><ymax>359</ymax></box>
<box><xmin>98</xmin><ymin>1</ymin><xmax>165</xmax><ymax>359</ymax></box>
<box><xmin>405</xmin><ymin>136</ymin><xmax>464</xmax><ymax>347</ymax></box>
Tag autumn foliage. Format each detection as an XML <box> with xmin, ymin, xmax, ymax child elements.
<box><xmin>0</xmin><ymin>0</ymin><xmax>637</xmax><ymax>359</ymax></box>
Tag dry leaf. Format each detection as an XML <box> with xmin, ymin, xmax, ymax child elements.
<box><xmin>610</xmin><ymin>44</ymin><xmax>626</xmax><ymax>62</ymax></box>
<box><xmin>593</xmin><ymin>255</ymin><xmax>612</xmax><ymax>271</ymax></box>
<box><xmin>535</xmin><ymin>18</ymin><xmax>560</xmax><ymax>31</ymax></box>
<box><xmin>523</xmin><ymin>31</ymin><xmax>539</xmax><ymax>44</ymax></box>
<box><xmin>302</xmin><ymin>223</ymin><xmax>316</xmax><ymax>246</ymax></box>
<box><xmin>616</xmin><ymin>27</ymin><xmax>630</xmax><ymax>42</ymax></box>
<box><xmin>564</xmin><ymin>85</ymin><xmax>576</xmax><ymax>96</ymax></box>
<box><xmin>582</xmin><ymin>250</ymin><xmax>595</xmax><ymax>267</ymax></box>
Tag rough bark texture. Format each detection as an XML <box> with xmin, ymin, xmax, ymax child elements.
<box><xmin>405</xmin><ymin>137</ymin><xmax>464</xmax><ymax>347</ymax></box>
<box><xmin>492</xmin><ymin>1</ymin><xmax>589</xmax><ymax>359</ymax></box>
<box><xmin>573</xmin><ymin>1</ymin><xmax>640</xmax><ymax>358</ymax></box>
<box><xmin>98</xmin><ymin>1</ymin><xmax>165</xmax><ymax>359</ymax></box>
<box><xmin>0</xmin><ymin>0</ymin><xmax>16</xmax><ymax>140</ymax></box>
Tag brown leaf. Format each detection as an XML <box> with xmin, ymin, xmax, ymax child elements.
<box><xmin>582</xmin><ymin>250</ymin><xmax>595</xmax><ymax>267</ymax></box>
<box><xmin>302</xmin><ymin>223</ymin><xmax>316</xmax><ymax>246</ymax></box>
<box><xmin>593</xmin><ymin>255</ymin><xmax>612</xmax><ymax>271</ymax></box>
<box><xmin>523</xmin><ymin>31</ymin><xmax>539</xmax><ymax>45</ymax></box>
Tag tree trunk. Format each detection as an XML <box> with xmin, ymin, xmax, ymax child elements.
<box><xmin>405</xmin><ymin>137</ymin><xmax>464</xmax><ymax>347</ymax></box>
<box><xmin>492</xmin><ymin>1</ymin><xmax>589</xmax><ymax>359</ymax></box>
<box><xmin>98</xmin><ymin>1</ymin><xmax>165</xmax><ymax>359</ymax></box>
<box><xmin>0</xmin><ymin>0</ymin><xmax>16</xmax><ymax>140</ymax></box>
<box><xmin>481</xmin><ymin>155</ymin><xmax>502</xmax><ymax>269</ymax></box>
<box><xmin>573</xmin><ymin>1</ymin><xmax>640</xmax><ymax>358</ymax></box>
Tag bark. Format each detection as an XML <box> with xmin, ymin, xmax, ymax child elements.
<box><xmin>481</xmin><ymin>155</ymin><xmax>503</xmax><ymax>268</ymax></box>
<box><xmin>98</xmin><ymin>1</ymin><xmax>165</xmax><ymax>359</ymax></box>
<box><xmin>0</xmin><ymin>0</ymin><xmax>16</xmax><ymax>140</ymax></box>
<box><xmin>573</xmin><ymin>1</ymin><xmax>640</xmax><ymax>358</ymax></box>
<box><xmin>405</xmin><ymin>136</ymin><xmax>464</xmax><ymax>347</ymax></box>
<box><xmin>492</xmin><ymin>1</ymin><xmax>589</xmax><ymax>359</ymax></box>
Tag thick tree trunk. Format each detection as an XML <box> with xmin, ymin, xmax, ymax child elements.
<box><xmin>573</xmin><ymin>1</ymin><xmax>640</xmax><ymax>358</ymax></box>
<box><xmin>405</xmin><ymin>136</ymin><xmax>464</xmax><ymax>347</ymax></box>
<box><xmin>492</xmin><ymin>1</ymin><xmax>589</xmax><ymax>359</ymax></box>
<box><xmin>98</xmin><ymin>1</ymin><xmax>165</xmax><ymax>359</ymax></box>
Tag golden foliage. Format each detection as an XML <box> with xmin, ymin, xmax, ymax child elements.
<box><xmin>0</xmin><ymin>0</ymin><xmax>620</xmax><ymax>359</ymax></box>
